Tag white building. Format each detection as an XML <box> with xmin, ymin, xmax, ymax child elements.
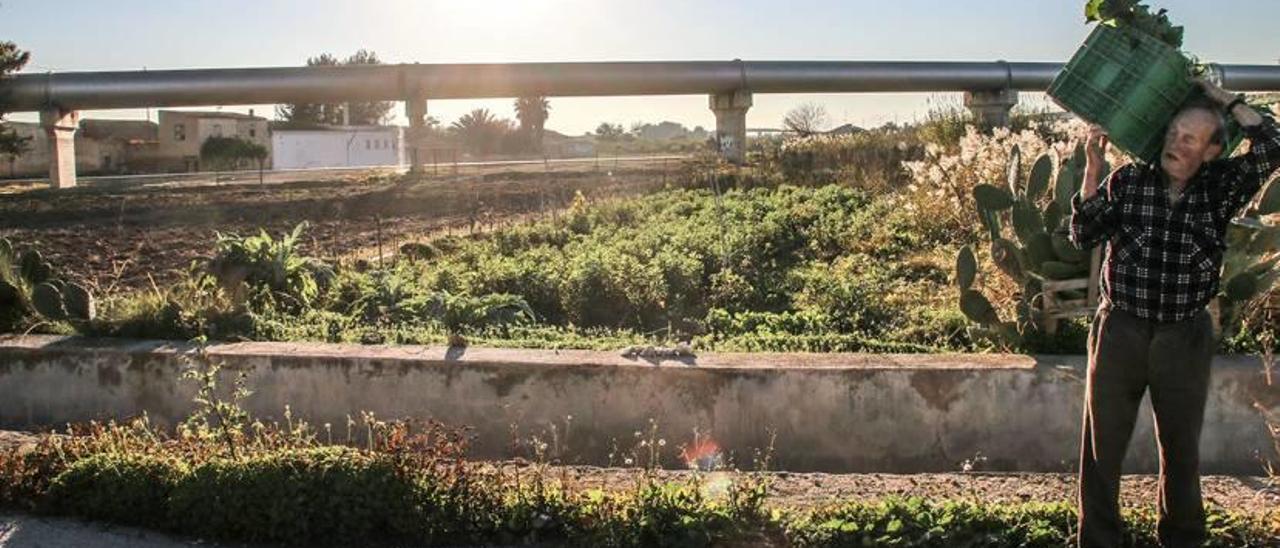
<box><xmin>271</xmin><ymin>126</ymin><xmax>404</xmax><ymax>170</ymax></box>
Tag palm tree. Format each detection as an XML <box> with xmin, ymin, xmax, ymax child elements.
<box><xmin>451</xmin><ymin>108</ymin><xmax>508</xmax><ymax>156</ymax></box>
<box><xmin>514</xmin><ymin>96</ymin><xmax>551</xmax><ymax>153</ymax></box>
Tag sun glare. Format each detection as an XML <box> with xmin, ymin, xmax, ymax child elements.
<box><xmin>434</xmin><ymin>0</ymin><xmax>550</xmax><ymax>28</ymax></box>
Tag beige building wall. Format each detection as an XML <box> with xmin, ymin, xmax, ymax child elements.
<box><xmin>157</xmin><ymin>110</ymin><xmax>271</xmax><ymax>171</ymax></box>
<box><xmin>2</xmin><ymin>122</ymin><xmax>122</xmax><ymax>178</ymax></box>
<box><xmin>157</xmin><ymin>111</ymin><xmax>201</xmax><ymax>160</ymax></box>
<box><xmin>236</xmin><ymin>118</ymin><xmax>269</xmax><ymax>148</ymax></box>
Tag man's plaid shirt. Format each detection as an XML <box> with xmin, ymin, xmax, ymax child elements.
<box><xmin>1069</xmin><ymin>114</ymin><xmax>1280</xmax><ymax>323</ymax></box>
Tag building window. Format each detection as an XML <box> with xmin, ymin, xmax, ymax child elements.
<box><xmin>174</xmin><ymin>123</ymin><xmax>186</xmax><ymax>141</ymax></box>
<box><xmin>212</xmin><ymin>124</ymin><xmax>223</xmax><ymax>137</ymax></box>
<box><xmin>249</xmin><ymin>128</ymin><xmax>256</xmax><ymax>138</ymax></box>
<box><xmin>366</xmin><ymin>139</ymin><xmax>371</xmax><ymax>150</ymax></box>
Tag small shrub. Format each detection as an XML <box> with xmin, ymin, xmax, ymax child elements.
<box><xmin>44</xmin><ymin>452</ymin><xmax>184</xmax><ymax>529</ymax></box>
<box><xmin>167</xmin><ymin>447</ymin><xmax>418</xmax><ymax>544</ymax></box>
<box><xmin>207</xmin><ymin>221</ymin><xmax>332</xmax><ymax>310</ymax></box>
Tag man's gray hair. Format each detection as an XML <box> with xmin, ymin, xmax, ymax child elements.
<box><xmin>1176</xmin><ymin>96</ymin><xmax>1227</xmax><ymax>146</ymax></box>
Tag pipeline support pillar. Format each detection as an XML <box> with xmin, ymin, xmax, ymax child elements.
<box><xmin>709</xmin><ymin>90</ymin><xmax>752</xmax><ymax>164</ymax></box>
<box><xmin>963</xmin><ymin>89</ymin><xmax>1018</xmax><ymax>129</ymax></box>
<box><xmin>40</xmin><ymin>109</ymin><xmax>79</xmax><ymax>189</ymax></box>
<box><xmin>405</xmin><ymin>96</ymin><xmax>429</xmax><ymax>174</ymax></box>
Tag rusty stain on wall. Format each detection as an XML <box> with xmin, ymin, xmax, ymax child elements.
<box><xmin>908</xmin><ymin>370</ymin><xmax>974</xmax><ymax>411</ymax></box>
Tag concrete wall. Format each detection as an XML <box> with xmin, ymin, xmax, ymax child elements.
<box><xmin>0</xmin><ymin>335</ymin><xmax>1276</xmax><ymax>474</ymax></box>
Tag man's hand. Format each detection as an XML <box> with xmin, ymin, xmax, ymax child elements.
<box><xmin>1194</xmin><ymin>77</ymin><xmax>1237</xmax><ymax>107</ymax></box>
<box><xmin>1194</xmin><ymin>77</ymin><xmax>1263</xmax><ymax>127</ymax></box>
<box><xmin>1082</xmin><ymin>125</ymin><xmax>1109</xmax><ymax>200</ymax></box>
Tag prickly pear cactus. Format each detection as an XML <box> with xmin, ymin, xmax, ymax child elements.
<box><xmin>956</xmin><ymin>245</ymin><xmax>977</xmax><ymax>290</ymax></box>
<box><xmin>0</xmin><ymin>238</ymin><xmax>96</xmax><ymax>330</ymax></box>
<box><xmin>1217</xmin><ymin>217</ymin><xmax>1280</xmax><ymax>335</ymax></box>
<box><xmin>31</xmin><ymin>282</ymin><xmax>68</xmax><ymax>320</ymax></box>
<box><xmin>958</xmin><ymin>143</ymin><xmax>1099</xmax><ymax>338</ymax></box>
<box><xmin>61</xmin><ymin>282</ymin><xmax>95</xmax><ymax>321</ymax></box>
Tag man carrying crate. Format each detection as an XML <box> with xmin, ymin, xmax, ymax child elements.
<box><xmin>1069</xmin><ymin>79</ymin><xmax>1280</xmax><ymax>548</ymax></box>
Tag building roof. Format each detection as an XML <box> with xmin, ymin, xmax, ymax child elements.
<box><xmin>269</xmin><ymin>123</ymin><xmax>403</xmax><ymax>133</ymax></box>
<box><xmin>80</xmin><ymin>119</ymin><xmax>159</xmax><ymax>141</ymax></box>
<box><xmin>158</xmin><ymin>110</ymin><xmax>266</xmax><ymax>121</ymax></box>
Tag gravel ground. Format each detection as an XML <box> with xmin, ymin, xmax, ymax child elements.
<box><xmin>0</xmin><ymin>513</ymin><xmax>223</xmax><ymax>547</ymax></box>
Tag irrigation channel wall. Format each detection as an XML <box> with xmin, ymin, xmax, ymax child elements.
<box><xmin>0</xmin><ymin>335</ymin><xmax>1276</xmax><ymax>474</ymax></box>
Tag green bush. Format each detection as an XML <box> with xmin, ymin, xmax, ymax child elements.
<box><xmin>45</xmin><ymin>452</ymin><xmax>184</xmax><ymax>529</ymax></box>
<box><xmin>575</xmin><ymin>481</ymin><xmax>739</xmax><ymax>548</ymax></box>
<box><xmin>167</xmin><ymin>447</ymin><xmax>421</xmax><ymax>544</ymax></box>
<box><xmin>3</xmin><ymin>431</ymin><xmax>1276</xmax><ymax>546</ymax></box>
<box><xmin>786</xmin><ymin>497</ymin><xmax>1277</xmax><ymax>548</ymax></box>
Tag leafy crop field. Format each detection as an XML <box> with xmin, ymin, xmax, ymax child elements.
<box><xmin>3</xmin><ymin>119</ymin><xmax>1278</xmax><ymax>354</ymax></box>
<box><xmin>0</xmin><ymin>162</ymin><xmax>672</xmax><ymax>292</ymax></box>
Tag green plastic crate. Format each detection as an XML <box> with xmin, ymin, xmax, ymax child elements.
<box><xmin>1048</xmin><ymin>24</ymin><xmax>1194</xmax><ymax>163</ymax></box>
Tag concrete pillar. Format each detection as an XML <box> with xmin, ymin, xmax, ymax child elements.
<box><xmin>963</xmin><ymin>89</ymin><xmax>1018</xmax><ymax>129</ymax></box>
<box><xmin>709</xmin><ymin>90</ymin><xmax>752</xmax><ymax>164</ymax></box>
<box><xmin>39</xmin><ymin>109</ymin><xmax>79</xmax><ymax>189</ymax></box>
<box><xmin>405</xmin><ymin>97</ymin><xmax>428</xmax><ymax>173</ymax></box>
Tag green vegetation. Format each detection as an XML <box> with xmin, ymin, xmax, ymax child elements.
<box><xmin>0</xmin><ymin>237</ymin><xmax>95</xmax><ymax>332</ymax></box>
<box><xmin>4</xmin><ymin>96</ymin><xmax>1278</xmax><ymax>355</ymax></box>
<box><xmin>199</xmin><ymin>136</ymin><xmax>269</xmax><ymax>173</ymax></box>
<box><xmin>957</xmin><ymin>142</ymin><xmax>1094</xmax><ymax>344</ymax></box>
<box><xmin>49</xmin><ymin>181</ymin><xmax>1008</xmax><ymax>353</ymax></box>
<box><xmin>789</xmin><ymin>498</ymin><xmax>1274</xmax><ymax>548</ymax></box>
<box><xmin>1084</xmin><ymin>0</ymin><xmax>1184</xmax><ymax>48</ymax></box>
<box><xmin>1</xmin><ymin>361</ymin><xmax>1275</xmax><ymax>547</ymax></box>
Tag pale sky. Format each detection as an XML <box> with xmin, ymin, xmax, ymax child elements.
<box><xmin>3</xmin><ymin>0</ymin><xmax>1278</xmax><ymax>134</ymax></box>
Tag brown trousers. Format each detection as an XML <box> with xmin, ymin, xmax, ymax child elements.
<box><xmin>1077</xmin><ymin>306</ymin><xmax>1214</xmax><ymax>548</ymax></box>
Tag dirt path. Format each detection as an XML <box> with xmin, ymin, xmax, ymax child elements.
<box><xmin>541</xmin><ymin>464</ymin><xmax>1280</xmax><ymax>516</ymax></box>
<box><xmin>0</xmin><ymin>513</ymin><xmax>216</xmax><ymax>548</ymax></box>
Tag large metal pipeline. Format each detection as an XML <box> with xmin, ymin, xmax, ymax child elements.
<box><xmin>6</xmin><ymin>60</ymin><xmax>1278</xmax><ymax>112</ymax></box>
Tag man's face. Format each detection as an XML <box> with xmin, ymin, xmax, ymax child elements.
<box><xmin>1160</xmin><ymin>108</ymin><xmax>1223</xmax><ymax>182</ymax></box>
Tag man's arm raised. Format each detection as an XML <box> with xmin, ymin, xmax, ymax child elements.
<box><xmin>1069</xmin><ymin>126</ymin><xmax>1123</xmax><ymax>249</ymax></box>
<box><xmin>1199</xmin><ymin>78</ymin><xmax>1280</xmax><ymax>216</ymax></box>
